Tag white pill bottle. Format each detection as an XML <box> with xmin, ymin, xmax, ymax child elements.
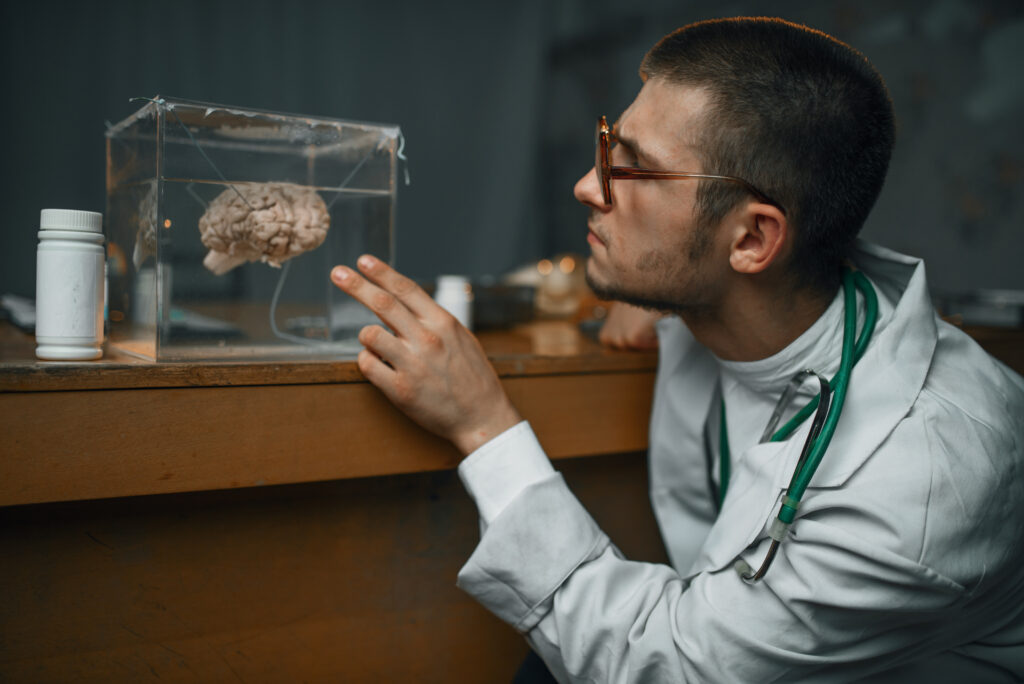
<box><xmin>35</xmin><ymin>209</ymin><xmax>105</xmax><ymax>360</ymax></box>
<box><xmin>434</xmin><ymin>275</ymin><xmax>473</xmax><ymax>331</ymax></box>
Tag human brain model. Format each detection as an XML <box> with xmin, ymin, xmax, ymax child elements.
<box><xmin>198</xmin><ymin>182</ymin><xmax>330</xmax><ymax>275</ymax></box>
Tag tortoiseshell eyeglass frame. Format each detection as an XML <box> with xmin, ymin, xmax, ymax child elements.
<box><xmin>595</xmin><ymin>115</ymin><xmax>785</xmax><ymax>214</ymax></box>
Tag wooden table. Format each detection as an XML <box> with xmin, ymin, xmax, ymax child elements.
<box><xmin>0</xmin><ymin>321</ymin><xmax>665</xmax><ymax>682</ymax></box>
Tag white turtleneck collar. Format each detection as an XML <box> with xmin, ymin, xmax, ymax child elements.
<box><xmin>714</xmin><ymin>275</ymin><xmax>892</xmax><ymax>459</ymax></box>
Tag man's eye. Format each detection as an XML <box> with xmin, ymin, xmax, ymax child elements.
<box><xmin>612</xmin><ymin>144</ymin><xmax>638</xmax><ymax>167</ymax></box>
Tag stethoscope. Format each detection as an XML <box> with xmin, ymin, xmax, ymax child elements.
<box><xmin>714</xmin><ymin>268</ymin><xmax>879</xmax><ymax>583</ymax></box>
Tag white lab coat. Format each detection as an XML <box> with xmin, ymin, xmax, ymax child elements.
<box><xmin>456</xmin><ymin>241</ymin><xmax>1024</xmax><ymax>682</ymax></box>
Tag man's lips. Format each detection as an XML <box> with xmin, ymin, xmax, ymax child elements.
<box><xmin>587</xmin><ymin>225</ymin><xmax>607</xmax><ymax>247</ymax></box>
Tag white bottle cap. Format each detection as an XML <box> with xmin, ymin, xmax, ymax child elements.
<box><xmin>436</xmin><ymin>275</ymin><xmax>470</xmax><ymax>292</ymax></box>
<box><xmin>40</xmin><ymin>208</ymin><xmax>103</xmax><ymax>233</ymax></box>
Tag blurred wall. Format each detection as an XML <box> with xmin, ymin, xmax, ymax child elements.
<box><xmin>0</xmin><ymin>0</ymin><xmax>552</xmax><ymax>296</ymax></box>
<box><xmin>2</xmin><ymin>0</ymin><xmax>1022</xmax><ymax>301</ymax></box>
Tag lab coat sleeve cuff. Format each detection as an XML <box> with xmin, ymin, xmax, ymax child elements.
<box><xmin>457</xmin><ymin>420</ymin><xmax>555</xmax><ymax>525</ymax></box>
<box><xmin>456</xmin><ymin>473</ymin><xmax>610</xmax><ymax>632</ymax></box>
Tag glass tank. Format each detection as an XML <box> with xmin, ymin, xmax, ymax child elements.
<box><xmin>105</xmin><ymin>96</ymin><xmax>399</xmax><ymax>361</ymax></box>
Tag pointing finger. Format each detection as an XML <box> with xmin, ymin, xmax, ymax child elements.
<box><xmin>356</xmin><ymin>255</ymin><xmax>440</xmax><ymax>320</ymax></box>
<box><xmin>330</xmin><ymin>265</ymin><xmax>419</xmax><ymax>337</ymax></box>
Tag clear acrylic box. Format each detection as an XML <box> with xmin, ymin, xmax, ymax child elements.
<box><xmin>105</xmin><ymin>96</ymin><xmax>399</xmax><ymax>361</ymax></box>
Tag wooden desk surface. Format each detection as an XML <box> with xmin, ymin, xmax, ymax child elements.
<box><xmin>1</xmin><ymin>321</ymin><xmax>657</xmax><ymax>507</ymax></box>
<box><xmin>0</xmin><ymin>319</ymin><xmax>657</xmax><ymax>392</ymax></box>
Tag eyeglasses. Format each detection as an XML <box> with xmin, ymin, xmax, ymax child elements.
<box><xmin>595</xmin><ymin>115</ymin><xmax>785</xmax><ymax>214</ymax></box>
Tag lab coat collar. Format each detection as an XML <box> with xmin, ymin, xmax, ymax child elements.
<box><xmin>810</xmin><ymin>240</ymin><xmax>938</xmax><ymax>486</ymax></box>
<box><xmin>685</xmin><ymin>241</ymin><xmax>939</xmax><ymax>578</ymax></box>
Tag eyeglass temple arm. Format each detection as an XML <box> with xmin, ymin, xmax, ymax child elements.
<box><xmin>607</xmin><ymin>166</ymin><xmax>780</xmax><ymax>209</ymax></box>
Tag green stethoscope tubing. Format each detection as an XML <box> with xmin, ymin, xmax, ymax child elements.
<box><xmin>718</xmin><ymin>268</ymin><xmax>879</xmax><ymax>580</ymax></box>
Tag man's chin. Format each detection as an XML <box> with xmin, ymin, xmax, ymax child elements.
<box><xmin>584</xmin><ymin>263</ymin><xmax>616</xmax><ymax>301</ymax></box>
<box><xmin>585</xmin><ymin>270</ymin><xmax>681</xmax><ymax>314</ymax></box>
<box><xmin>584</xmin><ymin>273</ymin><xmax>622</xmax><ymax>303</ymax></box>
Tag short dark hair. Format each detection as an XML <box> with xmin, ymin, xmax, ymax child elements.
<box><xmin>641</xmin><ymin>17</ymin><xmax>895</xmax><ymax>293</ymax></box>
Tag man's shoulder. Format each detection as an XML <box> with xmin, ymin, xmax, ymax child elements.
<box><xmin>874</xmin><ymin>317</ymin><xmax>1023</xmax><ymax>489</ymax></box>
<box><xmin>839</xmin><ymin>321</ymin><xmax>1024</xmax><ymax>588</ymax></box>
<box><xmin>920</xmin><ymin>319</ymin><xmax>1024</xmax><ymax>434</ymax></box>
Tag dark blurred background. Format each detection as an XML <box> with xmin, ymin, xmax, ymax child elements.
<box><xmin>2</xmin><ymin>0</ymin><xmax>1022</xmax><ymax>300</ymax></box>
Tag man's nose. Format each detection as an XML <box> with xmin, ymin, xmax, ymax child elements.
<box><xmin>574</xmin><ymin>167</ymin><xmax>610</xmax><ymax>211</ymax></box>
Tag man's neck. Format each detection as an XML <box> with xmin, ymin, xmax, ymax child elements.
<box><xmin>680</xmin><ymin>278</ymin><xmax>837</xmax><ymax>362</ymax></box>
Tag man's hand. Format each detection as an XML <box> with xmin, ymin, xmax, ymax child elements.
<box><xmin>598</xmin><ymin>302</ymin><xmax>664</xmax><ymax>350</ymax></box>
<box><xmin>331</xmin><ymin>255</ymin><xmax>522</xmax><ymax>456</ymax></box>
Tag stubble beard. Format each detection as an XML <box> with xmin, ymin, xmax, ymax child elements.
<box><xmin>585</xmin><ymin>266</ymin><xmax>686</xmax><ymax>314</ymax></box>
<box><xmin>585</xmin><ymin>218</ymin><xmax>716</xmax><ymax>316</ymax></box>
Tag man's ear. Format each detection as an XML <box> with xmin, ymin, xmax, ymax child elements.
<box><xmin>728</xmin><ymin>203</ymin><xmax>788</xmax><ymax>275</ymax></box>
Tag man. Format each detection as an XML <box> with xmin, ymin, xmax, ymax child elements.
<box><xmin>330</xmin><ymin>17</ymin><xmax>1024</xmax><ymax>682</ymax></box>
